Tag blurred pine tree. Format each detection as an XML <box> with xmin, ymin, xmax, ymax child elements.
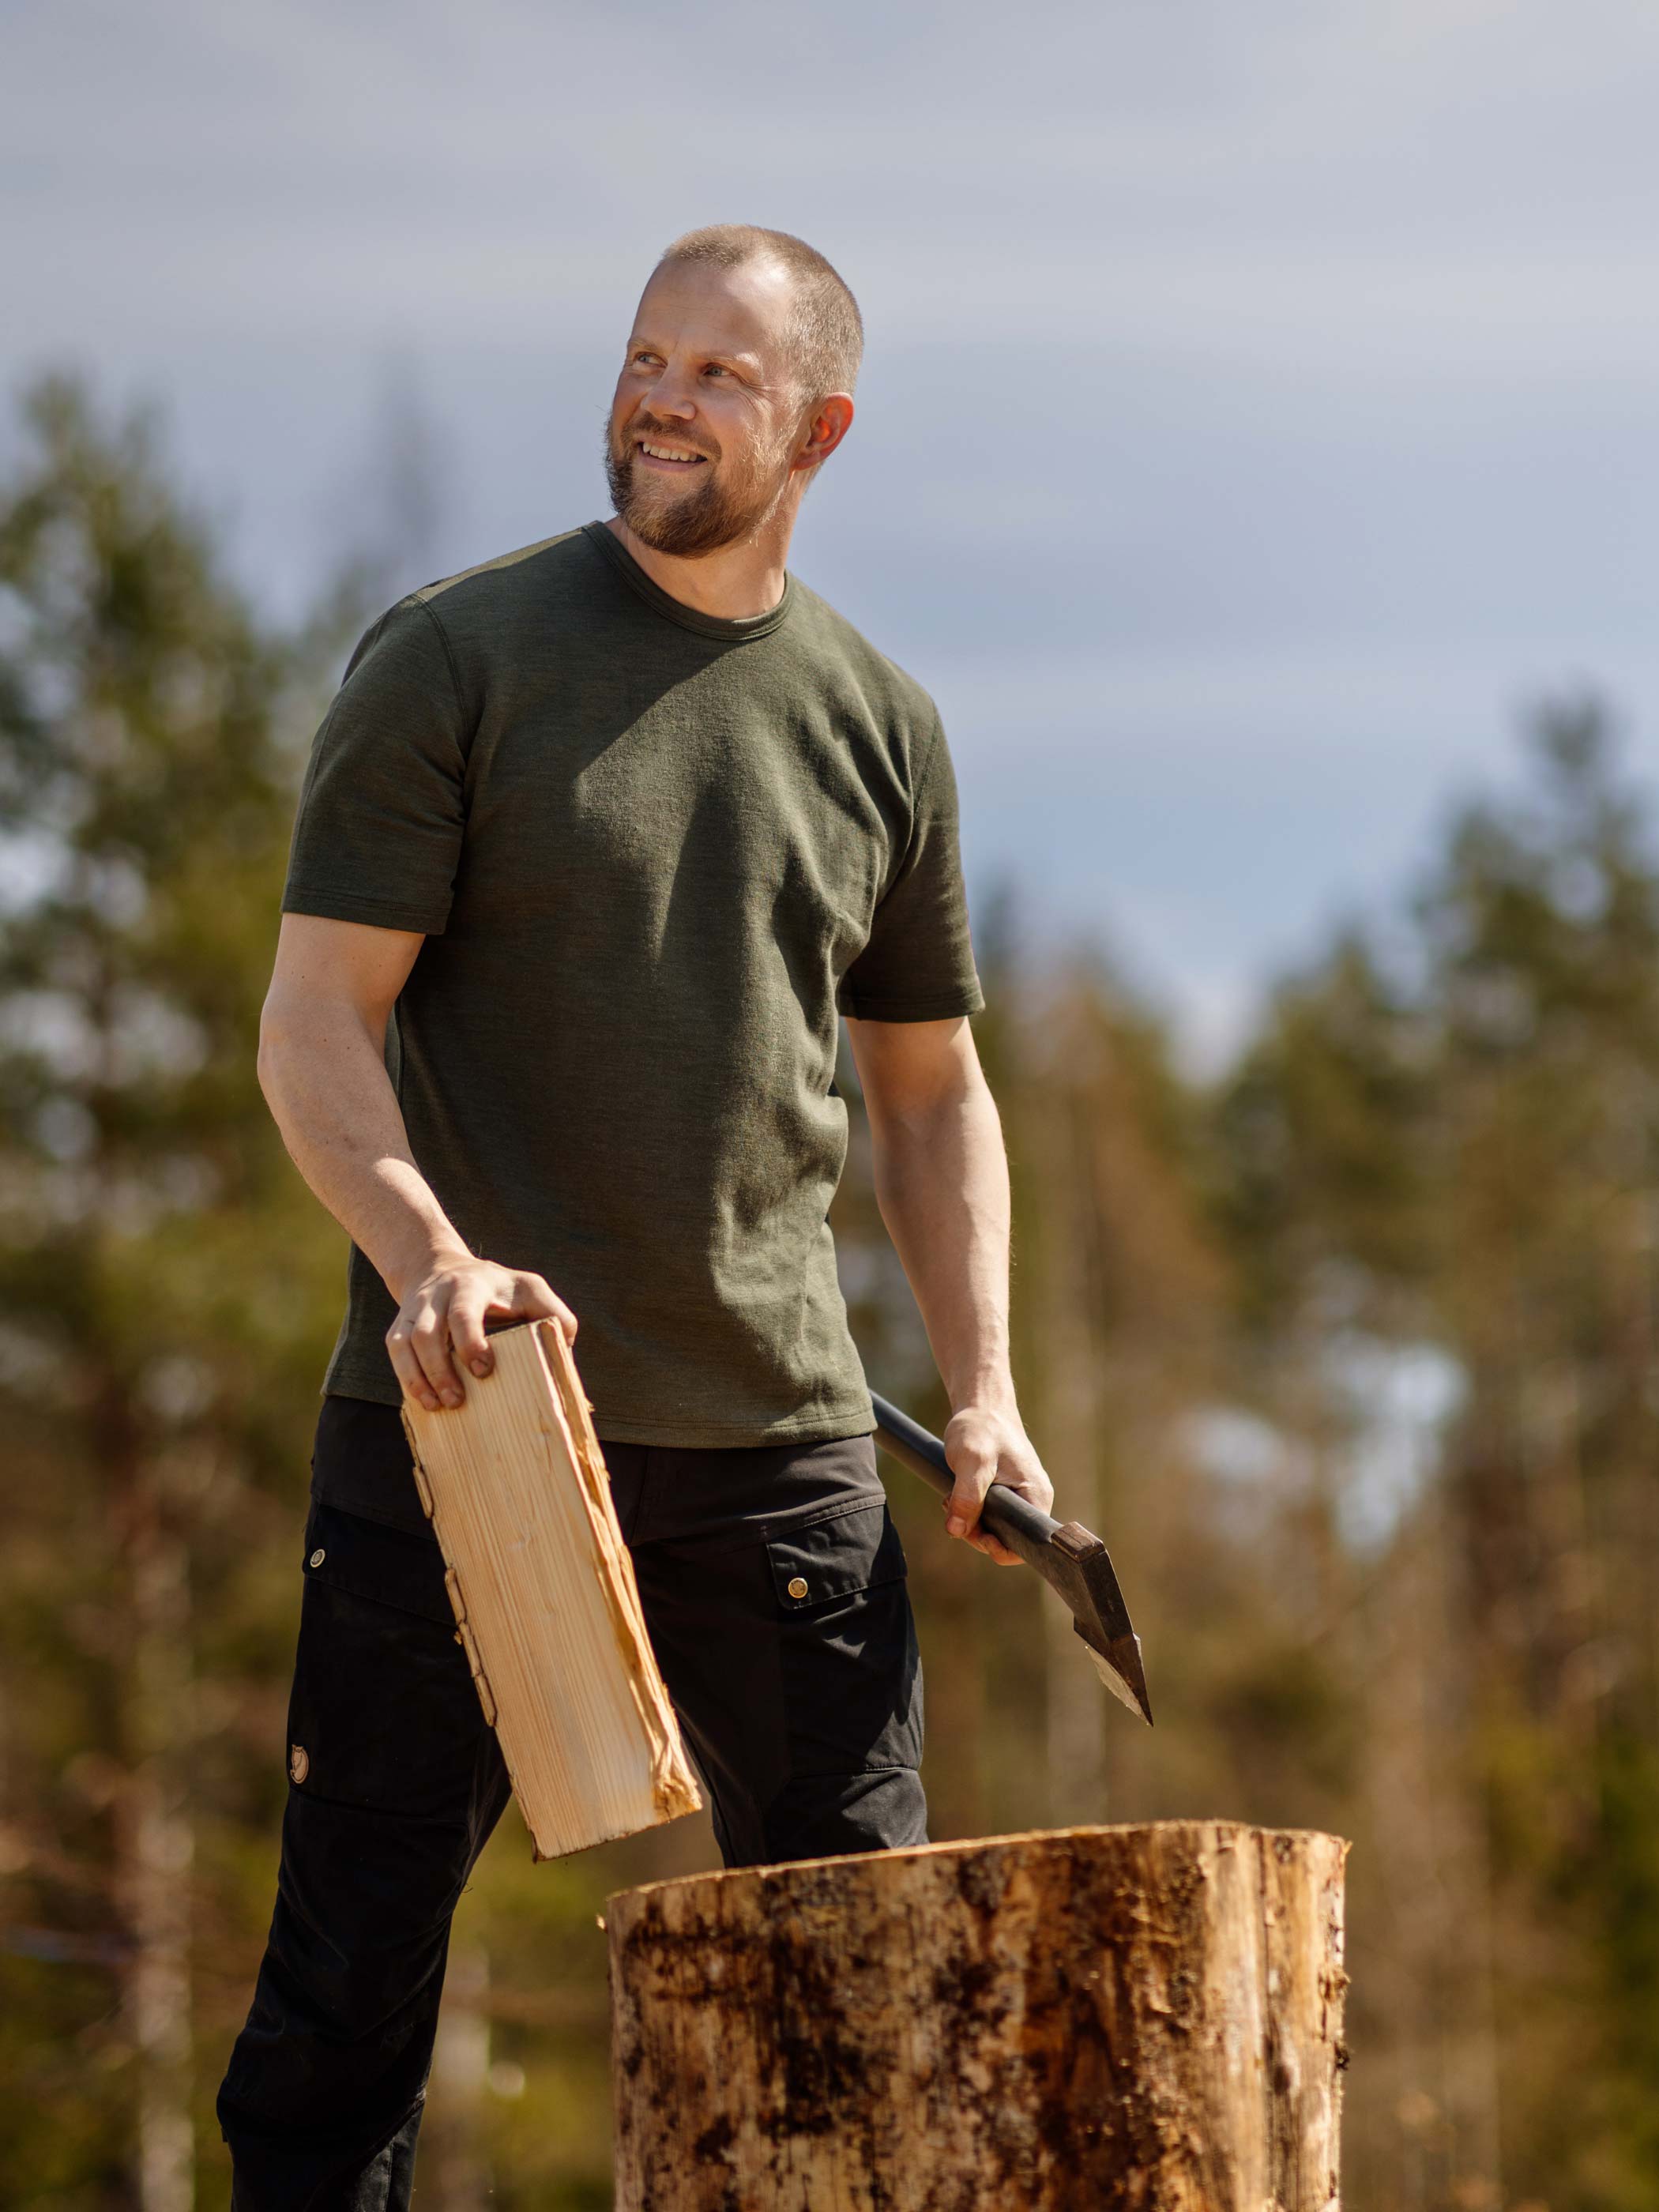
<box><xmin>0</xmin><ymin>376</ymin><xmax>343</xmax><ymax>2209</ymax></box>
<box><xmin>1214</xmin><ymin>698</ymin><xmax>1659</xmax><ymax>2209</ymax></box>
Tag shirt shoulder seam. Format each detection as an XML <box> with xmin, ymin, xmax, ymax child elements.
<box><xmin>885</xmin><ymin>702</ymin><xmax>945</xmax><ymax>891</ymax></box>
<box><xmin>406</xmin><ymin>596</ymin><xmax>467</xmax><ymax>729</ymax></box>
<box><xmin>915</xmin><ymin>699</ymin><xmax>946</xmax><ymax>803</ymax></box>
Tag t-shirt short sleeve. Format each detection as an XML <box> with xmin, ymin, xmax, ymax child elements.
<box><xmin>281</xmin><ymin>597</ymin><xmax>469</xmax><ymax>935</ymax></box>
<box><xmin>836</xmin><ymin>711</ymin><xmax>985</xmax><ymax>1022</ymax></box>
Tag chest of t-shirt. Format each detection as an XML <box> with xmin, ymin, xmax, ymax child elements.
<box><xmin>451</xmin><ymin>649</ymin><xmax>909</xmax><ymax>981</ymax></box>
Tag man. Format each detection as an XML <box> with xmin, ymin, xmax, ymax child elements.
<box><xmin>218</xmin><ymin>224</ymin><xmax>1054</xmax><ymax>2208</ymax></box>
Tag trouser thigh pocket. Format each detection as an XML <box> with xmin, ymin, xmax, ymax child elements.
<box><xmin>286</xmin><ymin>1503</ymin><xmax>493</xmax><ymax>1819</ymax></box>
<box><xmin>765</xmin><ymin>1501</ymin><xmax>924</xmax><ymax>1776</ymax></box>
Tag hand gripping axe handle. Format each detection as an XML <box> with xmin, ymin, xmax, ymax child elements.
<box><xmin>869</xmin><ymin>1390</ymin><xmax>1153</xmax><ymax>1726</ymax></box>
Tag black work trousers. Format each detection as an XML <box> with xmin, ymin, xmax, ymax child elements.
<box><xmin>216</xmin><ymin>1394</ymin><xmax>926</xmax><ymax>2211</ymax></box>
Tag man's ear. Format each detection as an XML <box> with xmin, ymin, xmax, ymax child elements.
<box><xmin>794</xmin><ymin>393</ymin><xmax>854</xmax><ymax>473</ymax></box>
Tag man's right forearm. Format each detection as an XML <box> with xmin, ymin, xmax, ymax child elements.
<box><xmin>259</xmin><ymin>922</ymin><xmax>573</xmax><ymax>1410</ymax></box>
<box><xmin>258</xmin><ymin>1003</ymin><xmax>468</xmax><ymax>1304</ymax></box>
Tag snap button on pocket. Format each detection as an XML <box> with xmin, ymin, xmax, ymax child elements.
<box><xmin>766</xmin><ymin>1501</ymin><xmax>906</xmax><ymax>1611</ymax></box>
<box><xmin>296</xmin><ymin>1505</ymin><xmax>453</xmax><ymax>1625</ymax></box>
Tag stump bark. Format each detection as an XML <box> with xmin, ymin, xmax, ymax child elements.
<box><xmin>608</xmin><ymin>1820</ymin><xmax>1349</xmax><ymax>2211</ymax></box>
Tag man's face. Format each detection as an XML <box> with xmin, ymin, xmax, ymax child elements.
<box><xmin>605</xmin><ymin>258</ymin><xmax>811</xmax><ymax>558</ymax></box>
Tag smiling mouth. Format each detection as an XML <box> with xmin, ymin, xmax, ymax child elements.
<box><xmin>636</xmin><ymin>439</ymin><xmax>709</xmax><ymax>469</ymax></box>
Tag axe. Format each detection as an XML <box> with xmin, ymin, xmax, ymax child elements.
<box><xmin>870</xmin><ymin>1391</ymin><xmax>1153</xmax><ymax>1726</ymax></box>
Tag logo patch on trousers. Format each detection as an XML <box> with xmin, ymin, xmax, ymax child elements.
<box><xmin>288</xmin><ymin>1744</ymin><xmax>310</xmax><ymax>1785</ymax></box>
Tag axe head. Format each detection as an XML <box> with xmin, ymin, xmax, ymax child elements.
<box><xmin>1051</xmin><ymin>1521</ymin><xmax>1155</xmax><ymax>1726</ymax></box>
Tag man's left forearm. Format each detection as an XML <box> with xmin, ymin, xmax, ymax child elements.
<box><xmin>867</xmin><ymin>1066</ymin><xmax>1015</xmax><ymax>1413</ymax></box>
<box><xmin>863</xmin><ymin>1056</ymin><xmax>1054</xmax><ymax>1561</ymax></box>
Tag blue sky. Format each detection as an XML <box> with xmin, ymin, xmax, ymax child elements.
<box><xmin>6</xmin><ymin>0</ymin><xmax>1657</xmax><ymax>1063</ymax></box>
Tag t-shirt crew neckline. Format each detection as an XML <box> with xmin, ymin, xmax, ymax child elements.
<box><xmin>581</xmin><ymin>519</ymin><xmax>794</xmax><ymax>642</ymax></box>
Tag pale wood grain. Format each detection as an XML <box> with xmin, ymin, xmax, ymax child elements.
<box><xmin>401</xmin><ymin>1319</ymin><xmax>701</xmax><ymax>1860</ymax></box>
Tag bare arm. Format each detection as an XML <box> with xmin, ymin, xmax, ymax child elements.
<box><xmin>258</xmin><ymin>912</ymin><xmax>575</xmax><ymax>1413</ymax></box>
<box><xmin>843</xmin><ymin>1014</ymin><xmax>1052</xmax><ymax>1564</ymax></box>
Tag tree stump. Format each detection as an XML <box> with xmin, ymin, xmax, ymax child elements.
<box><xmin>608</xmin><ymin>1821</ymin><xmax>1349</xmax><ymax>2211</ymax></box>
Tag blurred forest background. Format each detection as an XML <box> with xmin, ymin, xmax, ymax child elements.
<box><xmin>6</xmin><ymin>374</ymin><xmax>1659</xmax><ymax>2212</ymax></box>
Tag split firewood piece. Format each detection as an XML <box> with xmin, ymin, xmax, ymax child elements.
<box><xmin>402</xmin><ymin>1317</ymin><xmax>702</xmax><ymax>1860</ymax></box>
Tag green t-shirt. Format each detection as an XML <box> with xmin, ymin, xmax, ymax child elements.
<box><xmin>281</xmin><ymin>521</ymin><xmax>984</xmax><ymax>1445</ymax></box>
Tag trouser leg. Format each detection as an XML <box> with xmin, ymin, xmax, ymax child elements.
<box><xmin>629</xmin><ymin>1495</ymin><xmax>927</xmax><ymax>1869</ymax></box>
<box><xmin>217</xmin><ymin>1500</ymin><xmax>511</xmax><ymax>2212</ymax></box>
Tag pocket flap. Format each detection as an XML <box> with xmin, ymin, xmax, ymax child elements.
<box><xmin>301</xmin><ymin>1501</ymin><xmax>457</xmax><ymax>1627</ymax></box>
<box><xmin>766</xmin><ymin>1501</ymin><xmax>906</xmax><ymax>1610</ymax></box>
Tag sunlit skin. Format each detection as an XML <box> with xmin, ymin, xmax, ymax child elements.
<box><xmin>604</xmin><ymin>257</ymin><xmax>854</xmax><ymax>621</ymax></box>
<box><xmin>258</xmin><ymin>249</ymin><xmax>1055</xmax><ymax>1569</ymax></box>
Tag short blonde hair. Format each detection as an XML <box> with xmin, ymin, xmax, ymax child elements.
<box><xmin>656</xmin><ymin>224</ymin><xmax>863</xmax><ymax>404</ymax></box>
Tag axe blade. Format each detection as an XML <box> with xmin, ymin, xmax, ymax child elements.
<box><xmin>868</xmin><ymin>1390</ymin><xmax>1153</xmax><ymax>1727</ymax></box>
<box><xmin>1080</xmin><ymin>1626</ymin><xmax>1154</xmax><ymax>1725</ymax></box>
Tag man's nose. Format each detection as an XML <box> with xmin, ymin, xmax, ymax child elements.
<box><xmin>646</xmin><ymin>361</ymin><xmax>700</xmax><ymax>420</ymax></box>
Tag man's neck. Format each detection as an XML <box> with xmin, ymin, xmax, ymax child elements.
<box><xmin>606</xmin><ymin>512</ymin><xmax>795</xmax><ymax>623</ymax></box>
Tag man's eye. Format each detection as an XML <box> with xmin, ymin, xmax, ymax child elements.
<box><xmin>702</xmin><ymin>363</ymin><xmax>730</xmax><ymax>378</ymax></box>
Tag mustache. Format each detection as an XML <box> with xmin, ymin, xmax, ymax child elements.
<box><xmin>623</xmin><ymin>412</ymin><xmax>720</xmax><ymax>464</ymax></box>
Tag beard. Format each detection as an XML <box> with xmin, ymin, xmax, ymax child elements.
<box><xmin>604</xmin><ymin>412</ymin><xmax>790</xmax><ymax>559</ymax></box>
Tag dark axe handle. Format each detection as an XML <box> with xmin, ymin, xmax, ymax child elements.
<box><xmin>868</xmin><ymin>1389</ymin><xmax>1153</xmax><ymax>1726</ymax></box>
<box><xmin>868</xmin><ymin>1390</ymin><xmax>1061</xmax><ymax>1558</ymax></box>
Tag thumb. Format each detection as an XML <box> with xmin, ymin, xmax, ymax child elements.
<box><xmin>943</xmin><ymin>1429</ymin><xmax>999</xmax><ymax>1538</ymax></box>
